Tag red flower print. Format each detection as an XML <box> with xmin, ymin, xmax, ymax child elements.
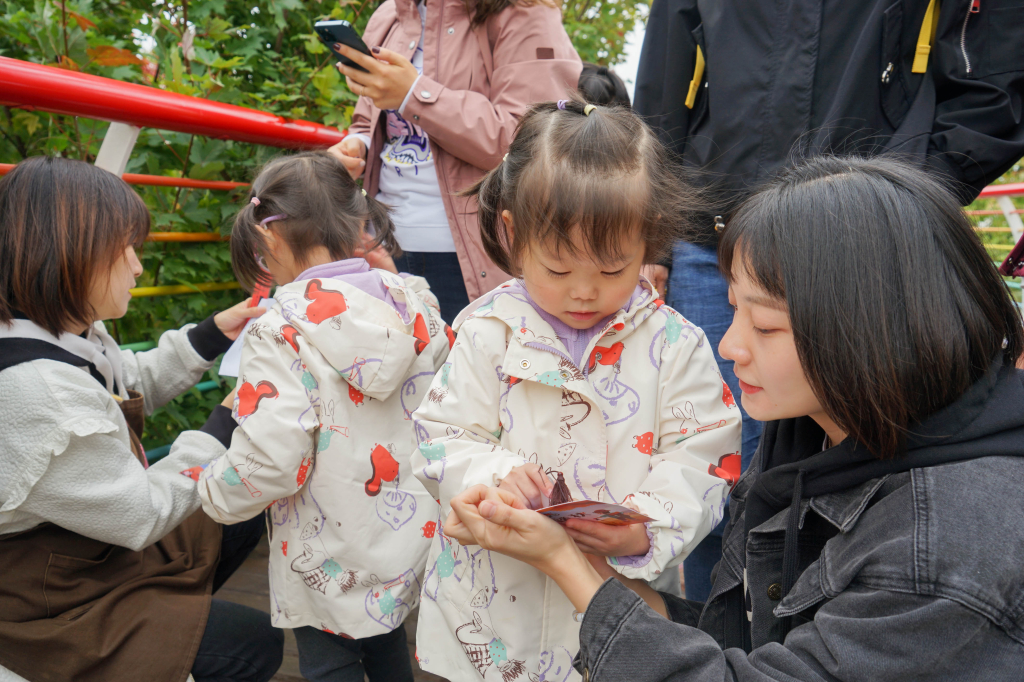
<box><xmin>444</xmin><ymin>324</ymin><xmax>456</xmax><ymax>349</ymax></box>
<box><xmin>281</xmin><ymin>541</ymin><xmax>288</xmax><ymax>556</ymax></box>
<box><xmin>237</xmin><ymin>380</ymin><xmax>279</xmax><ymax>417</ymax></box>
<box><xmin>422</xmin><ymin>520</ymin><xmax>437</xmax><ymax>538</ymax></box>
<box><xmin>348</xmin><ymin>383</ymin><xmax>365</xmax><ymax>406</ymax></box>
<box><xmin>305</xmin><ymin>279</ymin><xmax>348</xmax><ymax>324</ymax></box>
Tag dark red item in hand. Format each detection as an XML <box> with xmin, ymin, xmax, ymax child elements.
<box><xmin>549</xmin><ymin>471</ymin><xmax>573</xmax><ymax>506</ymax></box>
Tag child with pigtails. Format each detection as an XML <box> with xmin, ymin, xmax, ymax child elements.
<box><xmin>409</xmin><ymin>99</ymin><xmax>742</xmax><ymax>682</ymax></box>
<box><xmin>195</xmin><ymin>151</ymin><xmax>452</xmax><ymax>682</ymax></box>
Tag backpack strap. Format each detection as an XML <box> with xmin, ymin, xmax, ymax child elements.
<box><xmin>0</xmin><ymin>337</ymin><xmax>108</xmax><ymax>387</ymax></box>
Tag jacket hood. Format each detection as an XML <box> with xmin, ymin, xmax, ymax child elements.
<box><xmin>274</xmin><ymin>271</ymin><xmax>443</xmax><ymax>402</ymax></box>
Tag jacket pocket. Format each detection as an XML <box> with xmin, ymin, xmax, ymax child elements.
<box><xmin>44</xmin><ymin>544</ymin><xmax>143</xmax><ymax>618</ymax></box>
<box><xmin>984</xmin><ymin>4</ymin><xmax>1024</xmax><ymax>76</ymax></box>
<box><xmin>880</xmin><ymin>1</ymin><xmax>914</xmax><ymax>129</ymax></box>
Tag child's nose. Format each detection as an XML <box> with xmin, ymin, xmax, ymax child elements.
<box><xmin>570</xmin><ymin>284</ymin><xmax>598</xmax><ymax>301</ymax></box>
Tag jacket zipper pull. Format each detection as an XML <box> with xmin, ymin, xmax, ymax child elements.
<box><xmin>971</xmin><ymin>0</ymin><xmax>980</xmax><ymax>13</ymax></box>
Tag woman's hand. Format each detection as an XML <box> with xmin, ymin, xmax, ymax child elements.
<box><xmin>335</xmin><ymin>44</ymin><xmax>419</xmax><ymax>112</ymax></box>
<box><xmin>353</xmin><ymin>231</ymin><xmax>398</xmax><ymax>274</ymax></box>
<box><xmin>213</xmin><ymin>300</ymin><xmax>267</xmax><ymax>340</ymax></box>
<box><xmin>446</xmin><ymin>486</ymin><xmax>604</xmax><ymax>613</ymax></box>
<box><xmin>565</xmin><ymin>519</ymin><xmax>651</xmax><ymax>557</ymax></box>
<box><xmin>327</xmin><ymin>136</ymin><xmax>367</xmax><ymax>179</ymax></box>
<box><xmin>497</xmin><ymin>463</ymin><xmax>553</xmax><ymax>510</ymax></box>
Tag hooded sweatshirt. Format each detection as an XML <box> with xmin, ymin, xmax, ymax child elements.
<box><xmin>196</xmin><ymin>261</ymin><xmax>452</xmax><ymax>638</ymax></box>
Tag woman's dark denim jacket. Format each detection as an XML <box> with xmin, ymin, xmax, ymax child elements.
<box><xmin>574</xmin><ymin>456</ymin><xmax>1024</xmax><ymax>680</ymax></box>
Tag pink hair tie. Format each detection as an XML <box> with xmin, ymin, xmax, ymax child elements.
<box><xmin>250</xmin><ymin>197</ymin><xmax>260</xmax><ymax>206</ymax></box>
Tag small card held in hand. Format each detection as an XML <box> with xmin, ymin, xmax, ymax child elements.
<box><xmin>537</xmin><ymin>500</ymin><xmax>653</xmax><ymax>526</ymax></box>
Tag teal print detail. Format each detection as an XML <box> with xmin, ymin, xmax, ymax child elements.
<box><xmin>665</xmin><ymin>314</ymin><xmax>683</xmax><ymax>345</ymax></box>
<box><xmin>436</xmin><ymin>545</ymin><xmax>455</xmax><ymax>578</ymax></box>
<box><xmin>488</xmin><ymin>638</ymin><xmax>508</xmax><ymax>667</ymax></box>
<box><xmin>301</xmin><ymin>370</ymin><xmax>318</xmax><ymax>391</ymax></box>
<box><xmin>318</xmin><ymin>430</ymin><xmax>336</xmax><ymax>451</ymax></box>
<box><xmin>535</xmin><ymin>369</ymin><xmax>571</xmax><ymax>387</ymax></box>
<box><xmin>321</xmin><ymin>558</ymin><xmax>344</xmax><ymax>579</ymax></box>
<box><xmin>419</xmin><ymin>441</ymin><xmax>447</xmax><ymax>462</ymax></box>
<box><xmin>222</xmin><ymin>467</ymin><xmax>242</xmax><ymax>486</ymax></box>
<box><xmin>378</xmin><ymin>588</ymin><xmax>396</xmax><ymax>615</ymax></box>
<box><xmin>440</xmin><ymin>363</ymin><xmax>452</xmax><ymax>387</ymax></box>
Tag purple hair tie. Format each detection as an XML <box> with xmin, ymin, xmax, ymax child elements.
<box><xmin>556</xmin><ymin>100</ymin><xmax>568</xmax><ymax>110</ymax></box>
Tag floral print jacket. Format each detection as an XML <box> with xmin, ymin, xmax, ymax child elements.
<box><xmin>197</xmin><ymin>272</ymin><xmax>451</xmax><ymax>638</ymax></box>
<box><xmin>409</xmin><ymin>279</ymin><xmax>742</xmax><ymax>682</ymax></box>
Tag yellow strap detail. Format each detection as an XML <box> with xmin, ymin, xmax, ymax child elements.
<box><xmin>912</xmin><ymin>0</ymin><xmax>940</xmax><ymax>74</ymax></box>
<box><xmin>685</xmin><ymin>46</ymin><xmax>705</xmax><ymax>109</ymax></box>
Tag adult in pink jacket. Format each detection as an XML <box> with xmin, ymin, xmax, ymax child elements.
<box><xmin>328</xmin><ymin>0</ymin><xmax>582</xmax><ymax>323</ymax></box>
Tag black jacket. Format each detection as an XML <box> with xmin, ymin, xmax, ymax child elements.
<box><xmin>574</xmin><ymin>361</ymin><xmax>1024</xmax><ymax>680</ymax></box>
<box><xmin>635</xmin><ymin>0</ymin><xmax>1024</xmax><ymax>242</ymax></box>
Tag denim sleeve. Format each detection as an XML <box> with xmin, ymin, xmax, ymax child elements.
<box><xmin>577</xmin><ymin>581</ymin><xmax>1023</xmax><ymax>681</ymax></box>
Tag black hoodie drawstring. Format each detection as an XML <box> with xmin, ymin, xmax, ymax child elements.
<box><xmin>779</xmin><ymin>469</ymin><xmax>805</xmax><ymax>637</ymax></box>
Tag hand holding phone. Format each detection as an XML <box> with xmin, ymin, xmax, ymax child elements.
<box><xmin>314</xmin><ymin>20</ymin><xmax>372</xmax><ymax>73</ymax></box>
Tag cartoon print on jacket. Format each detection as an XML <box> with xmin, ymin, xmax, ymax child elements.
<box><xmin>221</xmin><ymin>453</ymin><xmax>263</xmax><ymax>497</ymax></box>
<box><xmin>363</xmin><ymin>570</ymin><xmax>421</xmax><ymax>630</ymax></box>
<box><xmin>456</xmin><ymin>612</ymin><xmax>527</xmax><ymax>682</ymax></box>
<box><xmin>236</xmin><ymin>379</ymin><xmax>278</xmax><ymax>418</ymax></box>
<box><xmin>304</xmin><ymin>279</ymin><xmax>348</xmax><ymax>324</ymax></box>
<box><xmin>197</xmin><ymin>270</ymin><xmax>448</xmax><ymax>639</ymax></box>
<box><xmin>365</xmin><ymin>443</ymin><xmax>400</xmax><ymax>496</ymax></box>
<box><xmin>410</xmin><ymin>278</ymin><xmax>742</xmax><ymax>682</ymax></box>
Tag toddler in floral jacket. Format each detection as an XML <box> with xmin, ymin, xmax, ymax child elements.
<box><xmin>410</xmin><ymin>100</ymin><xmax>742</xmax><ymax>682</ymax></box>
<box><xmin>196</xmin><ymin>152</ymin><xmax>451</xmax><ymax>682</ymax></box>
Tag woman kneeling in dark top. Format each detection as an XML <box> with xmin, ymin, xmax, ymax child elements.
<box><xmin>444</xmin><ymin>155</ymin><xmax>1024</xmax><ymax>681</ymax></box>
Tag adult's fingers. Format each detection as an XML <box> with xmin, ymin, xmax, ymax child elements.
<box><xmin>371</xmin><ymin>46</ymin><xmax>411</xmax><ymax>68</ymax></box>
<box><xmin>525</xmin><ymin>464</ymin><xmax>554</xmax><ymax>499</ymax></box>
<box><xmin>334</xmin><ymin>43</ymin><xmax>381</xmax><ymax>73</ymax></box>
<box><xmin>443</xmin><ymin>509</ymin><xmax>475</xmax><ymax>545</ymax></box>
<box><xmin>514</xmin><ymin>474</ymin><xmax>544</xmax><ymax>510</ymax></box>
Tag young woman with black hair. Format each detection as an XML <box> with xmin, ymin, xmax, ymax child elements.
<box><xmin>0</xmin><ymin>157</ymin><xmax>280</xmax><ymax>682</ymax></box>
<box><xmin>443</xmin><ymin>155</ymin><xmax>1024</xmax><ymax>680</ymax></box>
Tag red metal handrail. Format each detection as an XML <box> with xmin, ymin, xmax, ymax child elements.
<box><xmin>0</xmin><ymin>162</ymin><xmax>247</xmax><ymax>190</ymax></box>
<box><xmin>979</xmin><ymin>182</ymin><xmax>1024</xmax><ymax>198</ymax></box>
<box><xmin>0</xmin><ymin>57</ymin><xmax>345</xmax><ymax>149</ymax></box>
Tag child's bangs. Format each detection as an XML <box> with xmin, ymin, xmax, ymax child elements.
<box><xmin>513</xmin><ymin>160</ymin><xmax>649</xmax><ymax>263</ymax></box>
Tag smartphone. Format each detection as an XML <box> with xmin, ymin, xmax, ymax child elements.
<box><xmin>314</xmin><ymin>20</ymin><xmax>372</xmax><ymax>73</ymax></box>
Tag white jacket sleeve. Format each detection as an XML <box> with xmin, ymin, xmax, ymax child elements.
<box><xmin>196</xmin><ymin>321</ymin><xmax>318</xmax><ymax>524</ymax></box>
<box><xmin>611</xmin><ymin>319</ymin><xmax>742</xmax><ymax>581</ymax></box>
<box><xmin>410</xmin><ymin>318</ymin><xmax>525</xmax><ymax>507</ymax></box>
<box><xmin>0</xmin><ymin>362</ymin><xmax>225</xmax><ymax>551</ymax></box>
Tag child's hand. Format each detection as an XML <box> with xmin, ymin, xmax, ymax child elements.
<box><xmin>498</xmin><ymin>463</ymin><xmax>553</xmax><ymax>510</ymax></box>
<box><xmin>214</xmin><ymin>300</ymin><xmax>267</xmax><ymax>340</ymax></box>
<box><xmin>565</xmin><ymin>519</ymin><xmax>651</xmax><ymax>557</ymax></box>
<box><xmin>327</xmin><ymin>136</ymin><xmax>367</xmax><ymax>179</ymax></box>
